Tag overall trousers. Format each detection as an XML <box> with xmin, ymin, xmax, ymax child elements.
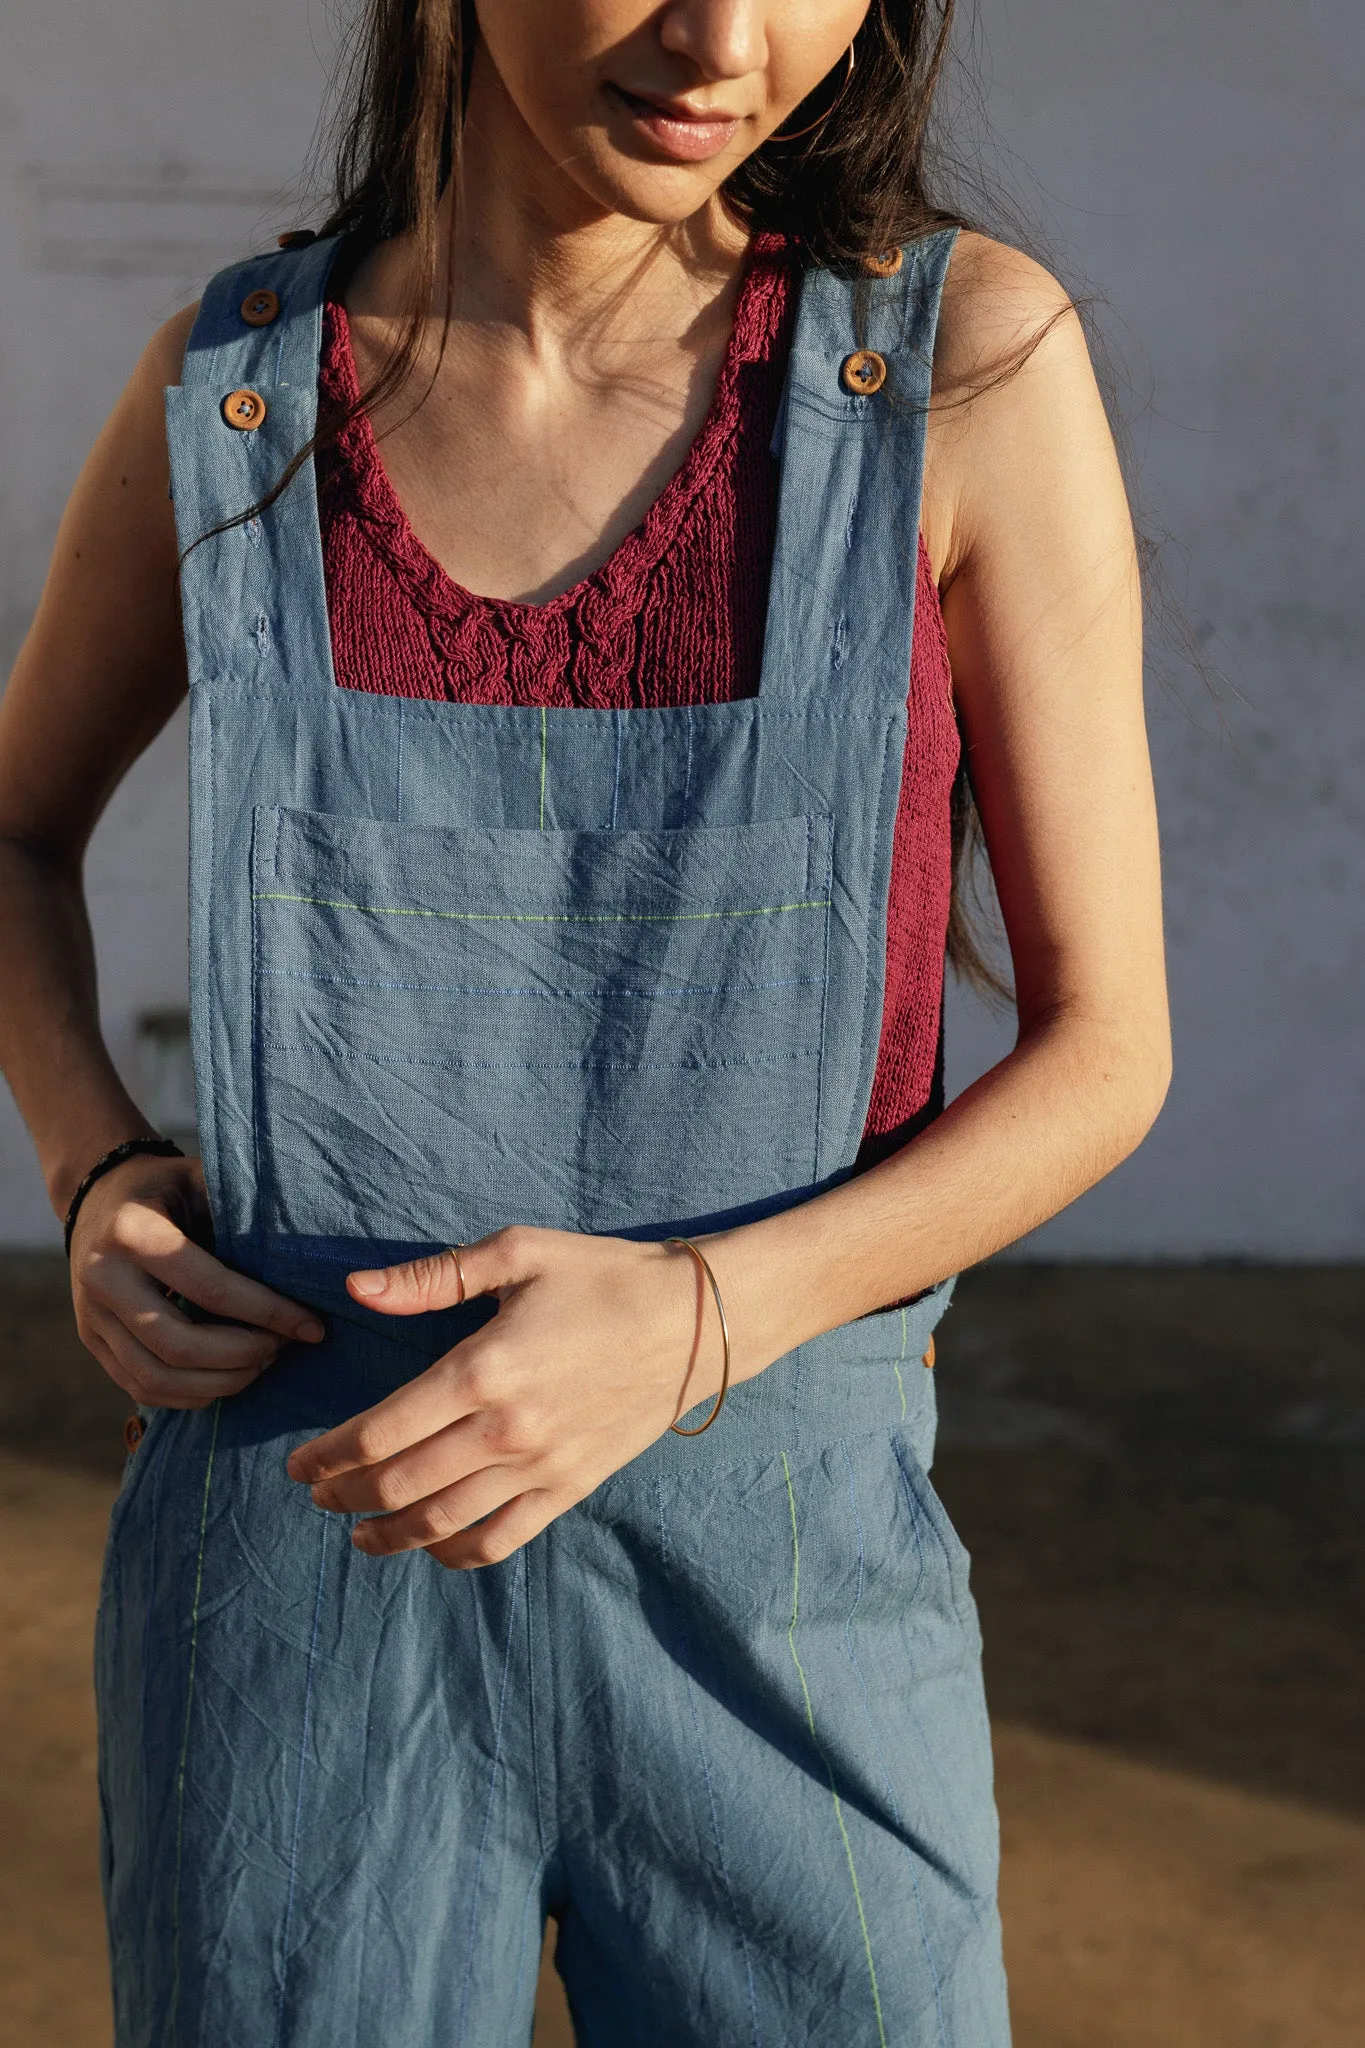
<box><xmin>96</xmin><ymin>229</ymin><xmax>1012</xmax><ymax>2047</ymax></box>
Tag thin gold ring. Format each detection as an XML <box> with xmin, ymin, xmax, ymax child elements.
<box><xmin>772</xmin><ymin>43</ymin><xmax>856</xmax><ymax>144</ymax></box>
<box><xmin>448</xmin><ymin>1244</ymin><xmax>467</xmax><ymax>1304</ymax></box>
<box><xmin>666</xmin><ymin>1238</ymin><xmax>732</xmax><ymax>1437</ymax></box>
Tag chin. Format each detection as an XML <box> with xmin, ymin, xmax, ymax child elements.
<box><xmin>566</xmin><ymin>143</ymin><xmax>738</xmax><ymax>230</ymax></box>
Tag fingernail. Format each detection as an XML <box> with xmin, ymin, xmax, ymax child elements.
<box><xmin>349</xmin><ymin>1270</ymin><xmax>386</xmax><ymax>1298</ymax></box>
<box><xmin>297</xmin><ymin>1318</ymin><xmax>326</xmax><ymax>1342</ymax></box>
<box><xmin>352</xmin><ymin>1525</ymin><xmax>378</xmax><ymax>1552</ymax></box>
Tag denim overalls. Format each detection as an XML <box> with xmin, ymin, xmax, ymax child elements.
<box><xmin>96</xmin><ymin>231</ymin><xmax>1010</xmax><ymax>2047</ymax></box>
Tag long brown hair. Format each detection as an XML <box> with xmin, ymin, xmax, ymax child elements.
<box><xmin>286</xmin><ymin>0</ymin><xmax>1016</xmax><ymax>994</ymax></box>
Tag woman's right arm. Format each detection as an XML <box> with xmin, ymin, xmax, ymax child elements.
<box><xmin>0</xmin><ymin>310</ymin><xmax>323</xmax><ymax>1408</ymax></box>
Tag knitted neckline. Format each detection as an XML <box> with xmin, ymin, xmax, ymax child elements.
<box><xmin>320</xmin><ymin>236</ymin><xmax>795</xmax><ymax>647</ymax></box>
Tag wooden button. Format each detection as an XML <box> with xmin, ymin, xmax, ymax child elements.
<box><xmin>124</xmin><ymin>1415</ymin><xmax>146</xmax><ymax>1454</ymax></box>
<box><xmin>222</xmin><ymin>388</ymin><xmax>267</xmax><ymax>431</ymax></box>
<box><xmin>861</xmin><ymin>248</ymin><xmax>904</xmax><ymax>277</ymax></box>
<box><xmin>922</xmin><ymin>1336</ymin><xmax>936</xmax><ymax>1370</ymax></box>
<box><xmin>240</xmin><ymin>287</ymin><xmax>280</xmax><ymax>328</ymax></box>
<box><xmin>277</xmin><ymin>228</ymin><xmax>318</xmax><ymax>251</ymax></box>
<box><xmin>841</xmin><ymin>349</ymin><xmax>888</xmax><ymax>396</ymax></box>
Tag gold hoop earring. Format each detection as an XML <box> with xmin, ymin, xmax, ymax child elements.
<box><xmin>772</xmin><ymin>43</ymin><xmax>856</xmax><ymax>145</ymax></box>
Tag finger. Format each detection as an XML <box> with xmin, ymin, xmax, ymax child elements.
<box><xmin>309</xmin><ymin>1416</ymin><xmax>490</xmax><ymax>1516</ymax></box>
<box><xmin>128</xmin><ymin>1223</ymin><xmax>325</xmax><ymax>1343</ymax></box>
<box><xmin>350</xmin><ymin>1465</ymin><xmax>531</xmax><ymax>1559</ymax></box>
<box><xmin>90</xmin><ymin>1311</ymin><xmax>263</xmax><ymax>1410</ymax></box>
<box><xmin>346</xmin><ymin>1243</ymin><xmax>479</xmax><ymax>1317</ymax></box>
<box><xmin>93</xmin><ymin>1262</ymin><xmax>285</xmax><ymax>1375</ymax></box>
<box><xmin>286</xmin><ymin>1353</ymin><xmax>481</xmax><ymax>1484</ymax></box>
<box><xmin>427</xmin><ymin>1492</ymin><xmax>556</xmax><ymax>1572</ymax></box>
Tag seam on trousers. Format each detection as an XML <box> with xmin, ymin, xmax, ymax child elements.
<box><xmin>656</xmin><ymin>1476</ymin><xmax>763</xmax><ymax>2048</ymax></box>
<box><xmin>812</xmin><ymin>812</ymin><xmax>834</xmax><ymax>1181</ymax></box>
<box><xmin>508</xmin><ymin>1854</ymin><xmax>550</xmax><ymax>2037</ymax></box>
<box><xmin>137</xmin><ymin>1414</ymin><xmax>179</xmax><ymax>1806</ymax></box>
<box><xmin>840</xmin><ymin>1442</ymin><xmax>948</xmax><ymax>2048</ymax></box>
<box><xmin>893</xmin><ymin>1308</ymin><xmax>909</xmax><ymax>1421</ymax></box>
<box><xmin>249</xmin><ymin>796</ymin><xmax>267</xmax><ymax>1268</ymax></box>
<box><xmin>169</xmin><ymin>1399</ymin><xmax>222</xmax><ymax>2044</ymax></box>
<box><xmin>454</xmin><ymin>1551</ymin><xmax>525</xmax><ymax>2046</ymax></box>
<box><xmin>781</xmin><ymin>1450</ymin><xmax>888</xmax><ymax>2048</ymax></box>
<box><xmin>273</xmin><ymin>1507</ymin><xmax>331</xmax><ymax>2047</ymax></box>
<box><xmin>891</xmin><ymin>1443</ymin><xmax>986</xmax><ymax>1919</ymax></box>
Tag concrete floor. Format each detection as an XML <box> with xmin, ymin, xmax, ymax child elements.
<box><xmin>2</xmin><ymin>1258</ymin><xmax>1362</xmax><ymax>2045</ymax></box>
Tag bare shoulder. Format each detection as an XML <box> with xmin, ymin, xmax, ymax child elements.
<box><xmin>48</xmin><ymin>299</ymin><xmax>202</xmax><ymax>585</ymax></box>
<box><xmin>933</xmin><ymin>232</ymin><xmax>1084</xmax><ymax>393</ymax></box>
<box><xmin>922</xmin><ymin>233</ymin><xmax>1119</xmax><ymax>586</ymax></box>
<box><xmin>134</xmin><ymin>300</ymin><xmax>201</xmax><ymax>398</ymax></box>
<box><xmin>0</xmin><ymin>301</ymin><xmax>206</xmax><ymax>848</ymax></box>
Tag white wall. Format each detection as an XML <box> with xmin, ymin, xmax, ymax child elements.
<box><xmin>945</xmin><ymin>0</ymin><xmax>1365</xmax><ymax>1255</ymax></box>
<box><xmin>1</xmin><ymin>0</ymin><xmax>1361</xmax><ymax>1254</ymax></box>
<box><xmin>0</xmin><ymin>0</ymin><xmax>339</xmax><ymax>1241</ymax></box>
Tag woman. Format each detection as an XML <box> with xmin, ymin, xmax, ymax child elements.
<box><xmin>0</xmin><ymin>1</ymin><xmax>1168</xmax><ymax>2041</ymax></box>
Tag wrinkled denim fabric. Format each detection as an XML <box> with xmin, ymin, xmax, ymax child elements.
<box><xmin>96</xmin><ymin>229</ymin><xmax>1010</xmax><ymax>2046</ymax></box>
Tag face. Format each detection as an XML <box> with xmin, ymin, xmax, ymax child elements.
<box><xmin>472</xmin><ymin>0</ymin><xmax>871</xmax><ymax>225</ymax></box>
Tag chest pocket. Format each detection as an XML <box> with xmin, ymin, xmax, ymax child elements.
<box><xmin>251</xmin><ymin>804</ymin><xmax>834</xmax><ymax>1249</ymax></box>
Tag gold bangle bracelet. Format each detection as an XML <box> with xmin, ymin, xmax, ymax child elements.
<box><xmin>665</xmin><ymin>1237</ymin><xmax>732</xmax><ymax>1437</ymax></box>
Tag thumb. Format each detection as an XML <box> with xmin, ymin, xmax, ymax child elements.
<box><xmin>347</xmin><ymin>1243</ymin><xmax>484</xmax><ymax>1317</ymax></box>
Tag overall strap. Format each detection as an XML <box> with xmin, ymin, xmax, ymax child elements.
<box><xmin>167</xmin><ymin>237</ymin><xmax>343</xmax><ymax>696</ymax></box>
<box><xmin>758</xmin><ymin>228</ymin><xmax>958</xmax><ymax>711</ymax></box>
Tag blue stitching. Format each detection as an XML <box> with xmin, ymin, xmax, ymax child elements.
<box><xmin>274</xmin><ymin>1510</ymin><xmax>330</xmax><ymax>2046</ymax></box>
<box><xmin>681</xmin><ymin>707</ymin><xmax>693</xmax><ymax>823</ymax></box>
<box><xmin>259</xmin><ymin>1038</ymin><xmax>823</xmax><ymax>1075</ymax></box>
<box><xmin>454</xmin><ymin>1550</ymin><xmax>524</xmax><ymax>2047</ymax></box>
<box><xmin>657</xmin><ymin>1478</ymin><xmax>762</xmax><ymax>2048</ymax></box>
<box><xmin>260</xmin><ymin>968</ymin><xmax>824</xmax><ymax>1001</ymax></box>
<box><xmin>395</xmin><ymin>702</ymin><xmax>405</xmax><ymax>824</ymax></box>
<box><xmin>840</xmin><ymin>1443</ymin><xmax>948</xmax><ymax>2047</ymax></box>
<box><xmin>610</xmin><ymin>709</ymin><xmax>623</xmax><ymax>830</ymax></box>
<box><xmin>812</xmin><ymin>818</ymin><xmax>834</xmax><ymax>1181</ymax></box>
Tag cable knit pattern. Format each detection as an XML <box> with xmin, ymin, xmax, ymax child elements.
<box><xmin>318</xmin><ymin>238</ymin><xmax>960</xmax><ymax>1162</ymax></box>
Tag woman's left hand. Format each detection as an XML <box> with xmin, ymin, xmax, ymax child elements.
<box><xmin>286</xmin><ymin>1227</ymin><xmax>729</xmax><ymax>1569</ymax></box>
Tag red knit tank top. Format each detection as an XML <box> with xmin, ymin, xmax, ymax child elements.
<box><xmin>317</xmin><ymin>238</ymin><xmax>959</xmax><ymax>1164</ymax></box>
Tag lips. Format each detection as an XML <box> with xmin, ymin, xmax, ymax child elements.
<box><xmin>607</xmin><ymin>83</ymin><xmax>744</xmax><ymax>165</ymax></box>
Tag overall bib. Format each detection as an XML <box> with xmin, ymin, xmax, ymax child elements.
<box><xmin>96</xmin><ymin>231</ymin><xmax>1011</xmax><ymax>2047</ymax></box>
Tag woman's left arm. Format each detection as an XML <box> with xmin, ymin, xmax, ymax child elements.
<box><xmin>290</xmin><ymin>241</ymin><xmax>1169</xmax><ymax>1565</ymax></box>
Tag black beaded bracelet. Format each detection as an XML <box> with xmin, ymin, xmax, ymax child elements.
<box><xmin>63</xmin><ymin>1137</ymin><xmax>186</xmax><ymax>1257</ymax></box>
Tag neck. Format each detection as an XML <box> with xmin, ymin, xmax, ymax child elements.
<box><xmin>355</xmin><ymin>48</ymin><xmax>750</xmax><ymax>361</ymax></box>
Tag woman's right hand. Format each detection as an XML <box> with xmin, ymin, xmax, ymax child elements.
<box><xmin>69</xmin><ymin>1153</ymin><xmax>325</xmax><ymax>1410</ymax></box>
